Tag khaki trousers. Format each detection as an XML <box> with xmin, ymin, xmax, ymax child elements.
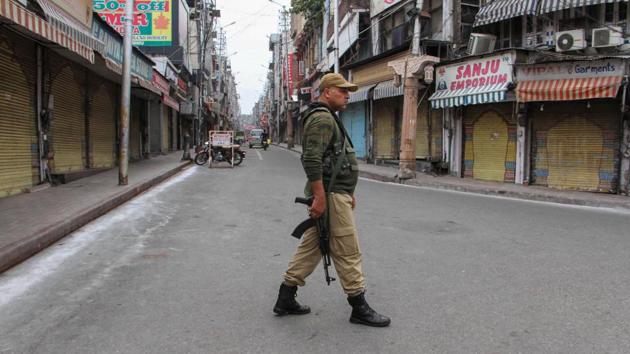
<box><xmin>283</xmin><ymin>193</ymin><xmax>365</xmax><ymax>295</ymax></box>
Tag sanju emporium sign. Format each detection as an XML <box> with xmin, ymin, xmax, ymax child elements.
<box><xmin>435</xmin><ymin>54</ymin><xmax>514</xmax><ymax>93</ymax></box>
<box><xmin>94</xmin><ymin>0</ymin><xmax>172</xmax><ymax>46</ymax></box>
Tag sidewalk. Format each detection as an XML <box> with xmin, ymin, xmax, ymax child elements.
<box><xmin>0</xmin><ymin>151</ymin><xmax>192</xmax><ymax>273</ymax></box>
<box><xmin>276</xmin><ymin>143</ymin><xmax>630</xmax><ymax>211</ymax></box>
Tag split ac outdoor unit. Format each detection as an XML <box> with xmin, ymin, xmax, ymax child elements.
<box><xmin>467</xmin><ymin>33</ymin><xmax>496</xmax><ymax>55</ymax></box>
<box><xmin>592</xmin><ymin>26</ymin><xmax>624</xmax><ymax>48</ymax></box>
<box><xmin>555</xmin><ymin>29</ymin><xmax>586</xmax><ymax>52</ymax></box>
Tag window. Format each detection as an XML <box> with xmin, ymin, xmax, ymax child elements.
<box><xmin>377</xmin><ymin>3</ymin><xmax>415</xmax><ymax>53</ymax></box>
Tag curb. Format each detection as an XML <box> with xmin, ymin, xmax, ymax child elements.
<box><xmin>275</xmin><ymin>144</ymin><xmax>630</xmax><ymax>211</ymax></box>
<box><xmin>0</xmin><ymin>161</ymin><xmax>192</xmax><ymax>274</ymax></box>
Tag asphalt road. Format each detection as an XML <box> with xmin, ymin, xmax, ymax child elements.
<box><xmin>1</xmin><ymin>146</ymin><xmax>630</xmax><ymax>353</ymax></box>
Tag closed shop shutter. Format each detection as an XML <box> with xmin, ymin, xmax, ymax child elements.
<box><xmin>50</xmin><ymin>64</ymin><xmax>85</xmax><ymax>173</ymax></box>
<box><xmin>0</xmin><ymin>36</ymin><xmax>37</xmax><ymax>197</ymax></box>
<box><xmin>89</xmin><ymin>81</ymin><xmax>116</xmax><ymax>168</ymax></box>
<box><xmin>463</xmin><ymin>104</ymin><xmax>517</xmax><ymax>182</ymax></box>
<box><xmin>130</xmin><ymin>97</ymin><xmax>142</xmax><ymax>160</ymax></box>
<box><xmin>373</xmin><ymin>97</ymin><xmax>398</xmax><ymax>159</ymax></box>
<box><xmin>415</xmin><ymin>98</ymin><xmax>430</xmax><ymax>158</ymax></box>
<box><xmin>162</xmin><ymin>105</ymin><xmax>170</xmax><ymax>151</ymax></box>
<box><xmin>341</xmin><ymin>102</ymin><xmax>367</xmax><ymax>158</ymax></box>
<box><xmin>531</xmin><ymin>101</ymin><xmax>619</xmax><ymax>192</ymax></box>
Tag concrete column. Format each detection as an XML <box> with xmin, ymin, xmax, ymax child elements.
<box><xmin>388</xmin><ymin>55</ymin><xmax>440</xmax><ymax>179</ymax></box>
<box><xmin>515</xmin><ymin>124</ymin><xmax>527</xmax><ymax>184</ymax></box>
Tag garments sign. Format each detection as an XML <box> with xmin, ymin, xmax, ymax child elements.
<box><xmin>94</xmin><ymin>0</ymin><xmax>172</xmax><ymax>46</ymax></box>
<box><xmin>435</xmin><ymin>53</ymin><xmax>514</xmax><ymax>96</ymax></box>
<box><xmin>370</xmin><ymin>0</ymin><xmax>404</xmax><ymax>17</ymax></box>
<box><xmin>516</xmin><ymin>59</ymin><xmax>625</xmax><ymax>102</ymax></box>
<box><xmin>516</xmin><ymin>59</ymin><xmax>625</xmax><ymax>81</ymax></box>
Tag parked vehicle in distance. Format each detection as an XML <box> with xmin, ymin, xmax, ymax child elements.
<box><xmin>248</xmin><ymin>128</ymin><xmax>265</xmax><ymax>148</ymax></box>
<box><xmin>235</xmin><ymin>131</ymin><xmax>246</xmax><ymax>145</ymax></box>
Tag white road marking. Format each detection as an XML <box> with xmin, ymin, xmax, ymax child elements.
<box><xmin>256</xmin><ymin>150</ymin><xmax>263</xmax><ymax>160</ymax></box>
<box><xmin>0</xmin><ymin>167</ymin><xmax>196</xmax><ymax>308</ymax></box>
<box><xmin>359</xmin><ymin>177</ymin><xmax>630</xmax><ymax>215</ymax></box>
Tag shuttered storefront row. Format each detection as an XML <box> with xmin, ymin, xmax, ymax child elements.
<box><xmin>463</xmin><ymin>103</ymin><xmax>517</xmax><ymax>182</ymax></box>
<box><xmin>49</xmin><ymin>63</ymin><xmax>85</xmax><ymax>173</ymax></box>
<box><xmin>0</xmin><ymin>35</ymin><xmax>37</xmax><ymax>197</ymax></box>
<box><xmin>531</xmin><ymin>101</ymin><xmax>619</xmax><ymax>192</ymax></box>
<box><xmin>89</xmin><ymin>81</ymin><xmax>116</xmax><ymax>168</ymax></box>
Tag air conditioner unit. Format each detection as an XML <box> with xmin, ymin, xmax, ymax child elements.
<box><xmin>467</xmin><ymin>33</ymin><xmax>496</xmax><ymax>55</ymax></box>
<box><xmin>555</xmin><ymin>29</ymin><xmax>586</xmax><ymax>52</ymax></box>
<box><xmin>592</xmin><ymin>26</ymin><xmax>624</xmax><ymax>48</ymax></box>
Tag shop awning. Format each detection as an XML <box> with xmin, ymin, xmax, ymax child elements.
<box><xmin>516</xmin><ymin>76</ymin><xmax>623</xmax><ymax>102</ymax></box>
<box><xmin>0</xmin><ymin>0</ymin><xmax>94</xmax><ymax>62</ymax></box>
<box><xmin>36</xmin><ymin>0</ymin><xmax>104</xmax><ymax>54</ymax></box>
<box><xmin>474</xmin><ymin>0</ymin><xmax>538</xmax><ymax>27</ymax></box>
<box><xmin>373</xmin><ymin>80</ymin><xmax>404</xmax><ymax>100</ymax></box>
<box><xmin>348</xmin><ymin>84</ymin><xmax>376</xmax><ymax>103</ymax></box>
<box><xmin>539</xmin><ymin>0</ymin><xmax>628</xmax><ymax>15</ymax></box>
<box><xmin>429</xmin><ymin>82</ymin><xmax>510</xmax><ymax>109</ymax></box>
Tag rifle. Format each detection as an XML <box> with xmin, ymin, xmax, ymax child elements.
<box><xmin>292</xmin><ymin>196</ymin><xmax>336</xmax><ymax>285</ymax></box>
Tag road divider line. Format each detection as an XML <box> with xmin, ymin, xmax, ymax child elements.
<box><xmin>256</xmin><ymin>151</ymin><xmax>263</xmax><ymax>160</ymax></box>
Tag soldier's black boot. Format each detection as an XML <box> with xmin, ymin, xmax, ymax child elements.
<box><xmin>347</xmin><ymin>292</ymin><xmax>391</xmax><ymax>327</ymax></box>
<box><xmin>273</xmin><ymin>283</ymin><xmax>311</xmax><ymax>316</ymax></box>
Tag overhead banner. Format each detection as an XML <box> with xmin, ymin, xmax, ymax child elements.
<box><xmin>94</xmin><ymin>0</ymin><xmax>172</xmax><ymax>46</ymax></box>
<box><xmin>370</xmin><ymin>0</ymin><xmax>404</xmax><ymax>17</ymax></box>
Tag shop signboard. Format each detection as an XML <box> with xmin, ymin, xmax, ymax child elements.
<box><xmin>152</xmin><ymin>69</ymin><xmax>170</xmax><ymax>96</ymax></box>
<box><xmin>94</xmin><ymin>0</ymin><xmax>172</xmax><ymax>46</ymax></box>
<box><xmin>435</xmin><ymin>53</ymin><xmax>514</xmax><ymax>96</ymax></box>
<box><xmin>516</xmin><ymin>59</ymin><xmax>625</xmax><ymax>81</ymax></box>
<box><xmin>91</xmin><ymin>18</ymin><xmax>153</xmax><ymax>80</ymax></box>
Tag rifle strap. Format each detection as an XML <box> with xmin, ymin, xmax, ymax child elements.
<box><xmin>324</xmin><ymin>121</ymin><xmax>347</xmax><ymax>227</ymax></box>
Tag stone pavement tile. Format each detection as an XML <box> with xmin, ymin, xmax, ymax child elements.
<box><xmin>0</xmin><ymin>151</ymin><xmax>191</xmax><ymax>273</ymax></box>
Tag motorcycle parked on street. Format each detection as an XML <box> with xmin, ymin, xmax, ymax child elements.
<box><xmin>194</xmin><ymin>142</ymin><xmax>245</xmax><ymax>166</ymax></box>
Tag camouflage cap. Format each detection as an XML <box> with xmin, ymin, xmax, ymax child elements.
<box><xmin>319</xmin><ymin>73</ymin><xmax>358</xmax><ymax>92</ymax></box>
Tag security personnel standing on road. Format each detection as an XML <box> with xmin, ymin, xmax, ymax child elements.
<box><xmin>273</xmin><ymin>73</ymin><xmax>391</xmax><ymax>327</ymax></box>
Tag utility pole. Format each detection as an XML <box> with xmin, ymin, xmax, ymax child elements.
<box><xmin>119</xmin><ymin>0</ymin><xmax>134</xmax><ymax>185</ymax></box>
<box><xmin>281</xmin><ymin>7</ymin><xmax>294</xmax><ymax>148</ymax></box>
<box><xmin>388</xmin><ymin>0</ymin><xmax>439</xmax><ymax>180</ymax></box>
<box><xmin>333</xmin><ymin>0</ymin><xmax>339</xmax><ymax>73</ymax></box>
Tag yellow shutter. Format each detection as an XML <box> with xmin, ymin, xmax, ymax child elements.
<box><xmin>0</xmin><ymin>38</ymin><xmax>37</xmax><ymax>197</ymax></box>
<box><xmin>49</xmin><ymin>64</ymin><xmax>85</xmax><ymax>173</ymax></box>
<box><xmin>89</xmin><ymin>82</ymin><xmax>116</xmax><ymax>168</ymax></box>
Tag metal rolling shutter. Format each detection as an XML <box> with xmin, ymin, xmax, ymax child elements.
<box><xmin>373</xmin><ymin>100</ymin><xmax>395</xmax><ymax>159</ymax></box>
<box><xmin>89</xmin><ymin>82</ymin><xmax>116</xmax><ymax>168</ymax></box>
<box><xmin>162</xmin><ymin>105</ymin><xmax>169</xmax><ymax>152</ymax></box>
<box><xmin>0</xmin><ymin>39</ymin><xmax>36</xmax><ymax>197</ymax></box>
<box><xmin>532</xmin><ymin>102</ymin><xmax>619</xmax><ymax>192</ymax></box>
<box><xmin>129</xmin><ymin>97</ymin><xmax>142</xmax><ymax>160</ymax></box>
<box><xmin>464</xmin><ymin>111</ymin><xmax>514</xmax><ymax>182</ymax></box>
<box><xmin>340</xmin><ymin>102</ymin><xmax>367</xmax><ymax>158</ymax></box>
<box><xmin>415</xmin><ymin>98</ymin><xmax>430</xmax><ymax>158</ymax></box>
<box><xmin>50</xmin><ymin>65</ymin><xmax>85</xmax><ymax>173</ymax></box>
